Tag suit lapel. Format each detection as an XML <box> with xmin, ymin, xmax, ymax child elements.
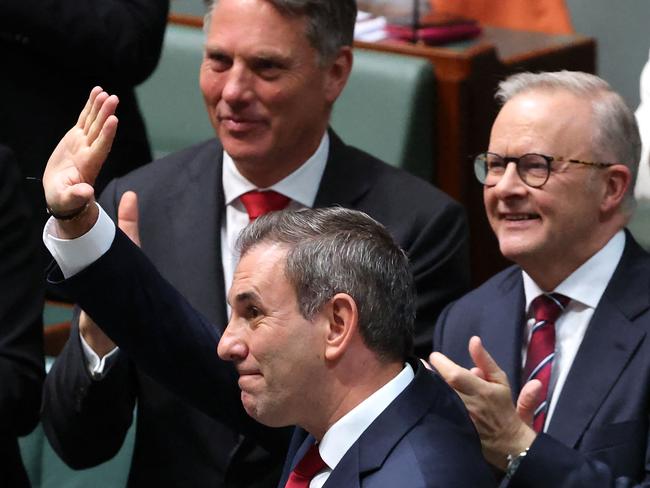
<box><xmin>323</xmin><ymin>360</ymin><xmax>432</xmax><ymax>488</ymax></box>
<box><xmin>481</xmin><ymin>270</ymin><xmax>527</xmax><ymax>396</ymax></box>
<box><xmin>163</xmin><ymin>142</ymin><xmax>228</xmax><ymax>329</ymax></box>
<box><xmin>313</xmin><ymin>130</ymin><xmax>373</xmax><ymax>208</ymax></box>
<box><xmin>547</xmin><ymin>234</ymin><xmax>650</xmax><ymax>446</ymax></box>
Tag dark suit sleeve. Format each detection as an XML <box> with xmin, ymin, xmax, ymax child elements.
<box><xmin>410</xmin><ymin>198</ymin><xmax>470</xmax><ymax>358</ymax></box>
<box><xmin>41</xmin><ymin>179</ymin><xmax>139</xmax><ymax>468</ymax></box>
<box><xmin>0</xmin><ymin>0</ymin><xmax>169</xmax><ymax>85</ymax></box>
<box><xmin>507</xmin><ymin>434</ymin><xmax>649</xmax><ymax>488</ymax></box>
<box><xmin>0</xmin><ymin>146</ymin><xmax>44</xmax><ymax>437</ymax></box>
<box><xmin>47</xmin><ymin>230</ymin><xmax>290</xmax><ymax>455</ymax></box>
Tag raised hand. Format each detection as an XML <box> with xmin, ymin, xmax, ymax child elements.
<box><xmin>430</xmin><ymin>336</ymin><xmax>537</xmax><ymax>469</ymax></box>
<box><xmin>42</xmin><ymin>87</ymin><xmax>119</xmax><ymax>235</ymax></box>
<box><xmin>80</xmin><ymin>191</ymin><xmax>140</xmax><ymax>357</ymax></box>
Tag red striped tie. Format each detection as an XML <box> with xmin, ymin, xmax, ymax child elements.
<box><xmin>284</xmin><ymin>443</ymin><xmax>326</xmax><ymax>488</ymax></box>
<box><xmin>239</xmin><ymin>190</ymin><xmax>291</xmax><ymax>221</ymax></box>
<box><xmin>524</xmin><ymin>293</ymin><xmax>570</xmax><ymax>432</ymax></box>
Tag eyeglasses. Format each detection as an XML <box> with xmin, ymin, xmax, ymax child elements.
<box><xmin>473</xmin><ymin>152</ymin><xmax>616</xmax><ymax>188</ymax></box>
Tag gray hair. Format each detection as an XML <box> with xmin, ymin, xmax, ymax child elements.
<box><xmin>204</xmin><ymin>0</ymin><xmax>357</xmax><ymax>65</ymax></box>
<box><xmin>236</xmin><ymin>207</ymin><xmax>415</xmax><ymax>362</ymax></box>
<box><xmin>496</xmin><ymin>71</ymin><xmax>641</xmax><ymax>214</ymax></box>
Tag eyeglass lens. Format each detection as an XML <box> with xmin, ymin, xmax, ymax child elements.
<box><xmin>474</xmin><ymin>153</ymin><xmax>550</xmax><ymax>187</ymax></box>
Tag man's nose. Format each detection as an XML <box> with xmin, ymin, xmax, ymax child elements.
<box><xmin>492</xmin><ymin>162</ymin><xmax>528</xmax><ymax>198</ymax></box>
<box><xmin>221</xmin><ymin>63</ymin><xmax>254</xmax><ymax>106</ymax></box>
<box><xmin>217</xmin><ymin>320</ymin><xmax>249</xmax><ymax>362</ymax></box>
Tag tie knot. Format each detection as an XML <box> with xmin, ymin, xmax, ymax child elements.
<box><xmin>240</xmin><ymin>190</ymin><xmax>291</xmax><ymax>221</ymax></box>
<box><xmin>531</xmin><ymin>293</ymin><xmax>570</xmax><ymax>323</ymax></box>
<box><xmin>288</xmin><ymin>444</ymin><xmax>326</xmax><ymax>485</ymax></box>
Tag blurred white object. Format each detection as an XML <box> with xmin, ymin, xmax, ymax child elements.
<box><xmin>634</xmin><ymin>48</ymin><xmax>650</xmax><ymax>200</ymax></box>
<box><xmin>355</xmin><ymin>11</ymin><xmax>388</xmax><ymax>41</ymax></box>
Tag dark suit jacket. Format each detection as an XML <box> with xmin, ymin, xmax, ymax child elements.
<box><xmin>48</xmin><ymin>229</ymin><xmax>492</xmax><ymax>487</ymax></box>
<box><xmin>433</xmin><ymin>232</ymin><xmax>650</xmax><ymax>486</ymax></box>
<box><xmin>43</xmin><ymin>133</ymin><xmax>470</xmax><ymax>487</ymax></box>
<box><xmin>279</xmin><ymin>360</ymin><xmax>495</xmax><ymax>488</ymax></box>
<box><xmin>0</xmin><ymin>0</ymin><xmax>168</xmax><ymax>223</ymax></box>
<box><xmin>0</xmin><ymin>146</ymin><xmax>45</xmax><ymax>487</ymax></box>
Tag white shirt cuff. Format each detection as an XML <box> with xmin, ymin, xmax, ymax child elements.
<box><xmin>43</xmin><ymin>203</ymin><xmax>116</xmax><ymax>278</ymax></box>
<box><xmin>79</xmin><ymin>333</ymin><xmax>120</xmax><ymax>380</ymax></box>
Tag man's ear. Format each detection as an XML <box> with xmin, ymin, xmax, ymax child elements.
<box><xmin>600</xmin><ymin>164</ymin><xmax>632</xmax><ymax>214</ymax></box>
<box><xmin>323</xmin><ymin>293</ymin><xmax>358</xmax><ymax>362</ymax></box>
<box><xmin>323</xmin><ymin>47</ymin><xmax>353</xmax><ymax>105</ymax></box>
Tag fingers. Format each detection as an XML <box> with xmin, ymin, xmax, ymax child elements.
<box><xmin>517</xmin><ymin>379</ymin><xmax>543</xmax><ymax>426</ymax></box>
<box><xmin>468</xmin><ymin>336</ymin><xmax>510</xmax><ymax>387</ymax></box>
<box><xmin>117</xmin><ymin>191</ymin><xmax>140</xmax><ymax>246</ymax></box>
<box><xmin>429</xmin><ymin>351</ymin><xmax>483</xmax><ymax>394</ymax></box>
<box><xmin>87</xmin><ymin>95</ymin><xmax>119</xmax><ymax>143</ymax></box>
<box><xmin>77</xmin><ymin>86</ymin><xmax>103</xmax><ymax>128</ymax></box>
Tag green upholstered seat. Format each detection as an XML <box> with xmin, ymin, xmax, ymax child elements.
<box><xmin>331</xmin><ymin>49</ymin><xmax>435</xmax><ymax>181</ymax></box>
<box><xmin>135</xmin><ymin>24</ymin><xmax>214</xmax><ymax>159</ymax></box>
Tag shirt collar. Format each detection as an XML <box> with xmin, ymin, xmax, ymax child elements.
<box><xmin>318</xmin><ymin>362</ymin><xmax>415</xmax><ymax>471</ymax></box>
<box><xmin>523</xmin><ymin>230</ymin><xmax>626</xmax><ymax>311</ymax></box>
<box><xmin>222</xmin><ymin>132</ymin><xmax>329</xmax><ymax>207</ymax></box>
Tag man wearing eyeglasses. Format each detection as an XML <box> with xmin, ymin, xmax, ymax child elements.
<box><xmin>429</xmin><ymin>71</ymin><xmax>650</xmax><ymax>487</ymax></box>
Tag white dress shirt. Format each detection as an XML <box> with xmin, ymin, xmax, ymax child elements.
<box><xmin>47</xmin><ymin>133</ymin><xmax>329</xmax><ymax>377</ymax></box>
<box><xmin>310</xmin><ymin>363</ymin><xmax>415</xmax><ymax>488</ymax></box>
<box><xmin>521</xmin><ymin>230</ymin><xmax>625</xmax><ymax>430</ymax></box>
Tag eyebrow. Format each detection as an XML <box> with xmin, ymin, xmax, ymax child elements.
<box><xmin>228</xmin><ymin>291</ymin><xmax>261</xmax><ymax>307</ymax></box>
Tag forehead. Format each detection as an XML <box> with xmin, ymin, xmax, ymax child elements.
<box><xmin>229</xmin><ymin>243</ymin><xmax>292</xmax><ymax>300</ymax></box>
<box><xmin>489</xmin><ymin>89</ymin><xmax>594</xmax><ymax>156</ymax></box>
<box><xmin>208</xmin><ymin>0</ymin><xmax>312</xmax><ymax>54</ymax></box>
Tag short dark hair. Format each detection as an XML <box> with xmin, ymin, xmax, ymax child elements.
<box><xmin>205</xmin><ymin>0</ymin><xmax>357</xmax><ymax>64</ymax></box>
<box><xmin>236</xmin><ymin>207</ymin><xmax>415</xmax><ymax>362</ymax></box>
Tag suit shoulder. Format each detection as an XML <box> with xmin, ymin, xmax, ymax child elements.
<box><xmin>446</xmin><ymin>264</ymin><xmax>521</xmax><ymax>310</ymax></box>
<box><xmin>109</xmin><ymin>139</ymin><xmax>220</xmax><ymax>190</ymax></box>
<box><xmin>99</xmin><ymin>139</ymin><xmax>220</xmax><ymax>203</ymax></box>
<box><xmin>343</xmin><ymin>143</ymin><xmax>460</xmax><ymax>208</ymax></box>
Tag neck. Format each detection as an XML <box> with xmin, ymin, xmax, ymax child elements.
<box><xmin>232</xmin><ymin>129</ymin><xmax>327</xmax><ymax>188</ymax></box>
<box><xmin>523</xmin><ymin>228</ymin><xmax>621</xmax><ymax>291</ymax></box>
<box><xmin>304</xmin><ymin>353</ymin><xmax>404</xmax><ymax>441</ymax></box>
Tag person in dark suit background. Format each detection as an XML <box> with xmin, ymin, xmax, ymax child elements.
<box><xmin>40</xmin><ymin>0</ymin><xmax>470</xmax><ymax>486</ymax></box>
<box><xmin>0</xmin><ymin>145</ymin><xmax>44</xmax><ymax>487</ymax></box>
<box><xmin>429</xmin><ymin>71</ymin><xmax>649</xmax><ymax>485</ymax></box>
<box><xmin>0</xmin><ymin>0</ymin><xmax>168</xmax><ymax>226</ymax></box>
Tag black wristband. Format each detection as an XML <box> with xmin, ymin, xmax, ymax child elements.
<box><xmin>46</xmin><ymin>202</ymin><xmax>90</xmax><ymax>221</ymax></box>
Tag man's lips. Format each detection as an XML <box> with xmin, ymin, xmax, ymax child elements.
<box><xmin>499</xmin><ymin>212</ymin><xmax>540</xmax><ymax>221</ymax></box>
<box><xmin>218</xmin><ymin>115</ymin><xmax>265</xmax><ymax>132</ymax></box>
<box><xmin>237</xmin><ymin>371</ymin><xmax>263</xmax><ymax>390</ymax></box>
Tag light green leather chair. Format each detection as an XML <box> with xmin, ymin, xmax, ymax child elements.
<box><xmin>331</xmin><ymin>49</ymin><xmax>435</xmax><ymax>181</ymax></box>
<box><xmin>136</xmin><ymin>24</ymin><xmax>436</xmax><ymax>181</ymax></box>
<box><xmin>135</xmin><ymin>24</ymin><xmax>214</xmax><ymax>159</ymax></box>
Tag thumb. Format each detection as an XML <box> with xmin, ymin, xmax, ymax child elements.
<box><xmin>517</xmin><ymin>379</ymin><xmax>543</xmax><ymax>426</ymax></box>
<box><xmin>117</xmin><ymin>191</ymin><xmax>140</xmax><ymax>247</ymax></box>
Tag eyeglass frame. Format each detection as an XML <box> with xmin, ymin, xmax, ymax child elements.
<box><xmin>473</xmin><ymin>152</ymin><xmax>617</xmax><ymax>189</ymax></box>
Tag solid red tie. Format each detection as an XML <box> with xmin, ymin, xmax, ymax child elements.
<box><xmin>284</xmin><ymin>443</ymin><xmax>326</xmax><ymax>488</ymax></box>
<box><xmin>524</xmin><ymin>293</ymin><xmax>570</xmax><ymax>432</ymax></box>
<box><xmin>239</xmin><ymin>190</ymin><xmax>291</xmax><ymax>221</ymax></box>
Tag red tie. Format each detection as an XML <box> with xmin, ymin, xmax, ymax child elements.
<box><xmin>524</xmin><ymin>293</ymin><xmax>570</xmax><ymax>432</ymax></box>
<box><xmin>239</xmin><ymin>190</ymin><xmax>291</xmax><ymax>221</ymax></box>
<box><xmin>284</xmin><ymin>443</ymin><xmax>326</xmax><ymax>488</ymax></box>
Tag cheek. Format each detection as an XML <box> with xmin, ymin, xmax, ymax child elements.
<box><xmin>199</xmin><ymin>70</ymin><xmax>223</xmax><ymax>104</ymax></box>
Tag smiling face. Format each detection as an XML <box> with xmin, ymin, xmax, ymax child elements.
<box><xmin>199</xmin><ymin>0</ymin><xmax>348</xmax><ymax>187</ymax></box>
<box><xmin>484</xmin><ymin>89</ymin><xmax>611</xmax><ymax>287</ymax></box>
<box><xmin>217</xmin><ymin>243</ymin><xmax>327</xmax><ymax>428</ymax></box>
